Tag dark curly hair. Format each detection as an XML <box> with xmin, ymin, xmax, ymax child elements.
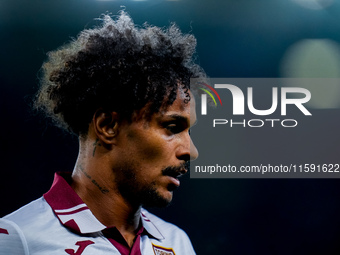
<box><xmin>34</xmin><ymin>12</ymin><xmax>205</xmax><ymax>136</ymax></box>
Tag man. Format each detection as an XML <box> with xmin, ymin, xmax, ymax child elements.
<box><xmin>0</xmin><ymin>12</ymin><xmax>204</xmax><ymax>254</ymax></box>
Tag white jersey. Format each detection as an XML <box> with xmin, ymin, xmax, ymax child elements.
<box><xmin>0</xmin><ymin>172</ymin><xmax>196</xmax><ymax>255</ymax></box>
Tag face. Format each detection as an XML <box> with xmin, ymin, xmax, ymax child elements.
<box><xmin>112</xmin><ymin>89</ymin><xmax>198</xmax><ymax>208</ymax></box>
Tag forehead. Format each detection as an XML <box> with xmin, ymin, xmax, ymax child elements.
<box><xmin>158</xmin><ymin>89</ymin><xmax>196</xmax><ymax>120</ymax></box>
<box><xmin>132</xmin><ymin>89</ymin><xmax>196</xmax><ymax>126</ymax></box>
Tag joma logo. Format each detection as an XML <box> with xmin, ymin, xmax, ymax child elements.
<box><xmin>65</xmin><ymin>240</ymin><xmax>94</xmax><ymax>255</ymax></box>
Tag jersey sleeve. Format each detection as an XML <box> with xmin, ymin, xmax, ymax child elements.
<box><xmin>178</xmin><ymin>228</ymin><xmax>196</xmax><ymax>255</ymax></box>
<box><xmin>0</xmin><ymin>218</ymin><xmax>29</xmax><ymax>255</ymax></box>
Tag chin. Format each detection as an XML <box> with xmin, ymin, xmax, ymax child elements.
<box><xmin>141</xmin><ymin>189</ymin><xmax>173</xmax><ymax>208</ymax></box>
<box><xmin>118</xmin><ymin>179</ymin><xmax>174</xmax><ymax>208</ymax></box>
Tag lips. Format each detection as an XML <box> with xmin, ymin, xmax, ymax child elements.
<box><xmin>168</xmin><ymin>176</ymin><xmax>180</xmax><ymax>187</ymax></box>
<box><xmin>166</xmin><ymin>170</ymin><xmax>184</xmax><ymax>190</ymax></box>
<box><xmin>162</xmin><ymin>164</ymin><xmax>187</xmax><ymax>190</ymax></box>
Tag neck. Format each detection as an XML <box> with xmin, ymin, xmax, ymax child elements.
<box><xmin>71</xmin><ymin>138</ymin><xmax>141</xmax><ymax>246</ymax></box>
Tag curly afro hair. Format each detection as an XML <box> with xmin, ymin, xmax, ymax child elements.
<box><xmin>35</xmin><ymin>11</ymin><xmax>205</xmax><ymax>136</ymax></box>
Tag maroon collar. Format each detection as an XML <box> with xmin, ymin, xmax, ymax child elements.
<box><xmin>44</xmin><ymin>172</ymin><xmax>164</xmax><ymax>239</ymax></box>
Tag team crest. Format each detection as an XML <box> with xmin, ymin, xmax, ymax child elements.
<box><xmin>152</xmin><ymin>243</ymin><xmax>176</xmax><ymax>255</ymax></box>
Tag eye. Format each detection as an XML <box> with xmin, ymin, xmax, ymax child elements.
<box><xmin>166</xmin><ymin>123</ymin><xmax>182</xmax><ymax>134</ymax></box>
<box><xmin>163</xmin><ymin>120</ymin><xmax>187</xmax><ymax>134</ymax></box>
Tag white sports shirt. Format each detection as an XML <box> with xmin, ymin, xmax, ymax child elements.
<box><xmin>0</xmin><ymin>172</ymin><xmax>196</xmax><ymax>255</ymax></box>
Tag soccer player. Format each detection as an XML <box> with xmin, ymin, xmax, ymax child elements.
<box><xmin>0</xmin><ymin>12</ymin><xmax>204</xmax><ymax>255</ymax></box>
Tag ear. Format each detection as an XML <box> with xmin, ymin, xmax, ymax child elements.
<box><xmin>93</xmin><ymin>109</ymin><xmax>119</xmax><ymax>144</ymax></box>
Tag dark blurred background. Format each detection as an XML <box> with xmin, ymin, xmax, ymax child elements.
<box><xmin>1</xmin><ymin>0</ymin><xmax>340</xmax><ymax>254</ymax></box>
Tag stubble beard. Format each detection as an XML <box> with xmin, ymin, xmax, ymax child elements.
<box><xmin>115</xmin><ymin>167</ymin><xmax>173</xmax><ymax>208</ymax></box>
<box><xmin>115</xmin><ymin>162</ymin><xmax>189</xmax><ymax>208</ymax></box>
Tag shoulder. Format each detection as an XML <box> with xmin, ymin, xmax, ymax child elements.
<box><xmin>0</xmin><ymin>217</ymin><xmax>30</xmax><ymax>254</ymax></box>
<box><xmin>4</xmin><ymin>197</ymin><xmax>52</xmax><ymax>230</ymax></box>
<box><xmin>0</xmin><ymin>197</ymin><xmax>57</xmax><ymax>255</ymax></box>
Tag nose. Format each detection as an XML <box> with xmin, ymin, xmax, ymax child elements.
<box><xmin>177</xmin><ymin>134</ymin><xmax>199</xmax><ymax>162</ymax></box>
<box><xmin>190</xmin><ymin>139</ymin><xmax>199</xmax><ymax>161</ymax></box>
